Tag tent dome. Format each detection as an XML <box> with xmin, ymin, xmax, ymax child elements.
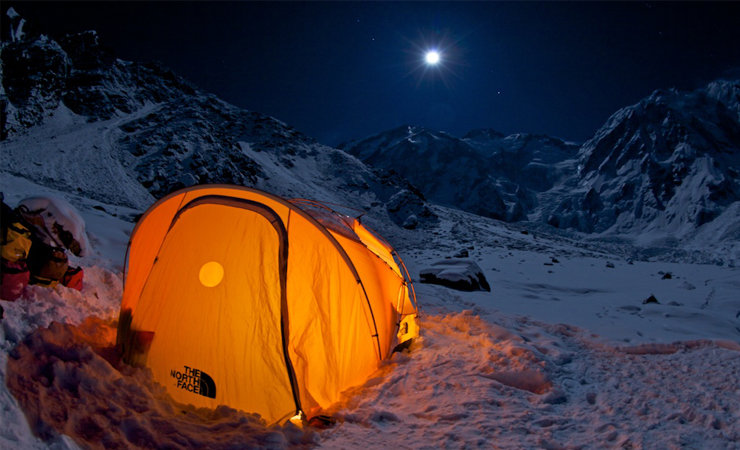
<box><xmin>117</xmin><ymin>185</ymin><xmax>418</xmax><ymax>424</ymax></box>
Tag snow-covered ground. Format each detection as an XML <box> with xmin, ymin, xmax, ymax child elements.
<box><xmin>1</xmin><ymin>177</ymin><xmax>738</xmax><ymax>449</ymax></box>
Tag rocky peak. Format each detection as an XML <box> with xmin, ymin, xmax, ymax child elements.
<box><xmin>579</xmin><ymin>82</ymin><xmax>740</xmax><ymax>179</ymax></box>
<box><xmin>545</xmin><ymin>80</ymin><xmax>740</xmax><ymax>235</ymax></box>
<box><xmin>1</xmin><ymin>29</ymin><xmax>198</xmax><ymax>138</ymax></box>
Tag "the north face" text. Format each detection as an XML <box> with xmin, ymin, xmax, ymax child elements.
<box><xmin>170</xmin><ymin>365</ymin><xmax>217</xmax><ymax>398</ymax></box>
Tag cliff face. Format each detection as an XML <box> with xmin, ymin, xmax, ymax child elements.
<box><xmin>544</xmin><ymin>81</ymin><xmax>740</xmax><ymax>236</ymax></box>
<box><xmin>341</xmin><ymin>125</ymin><xmax>579</xmax><ymax>222</ymax></box>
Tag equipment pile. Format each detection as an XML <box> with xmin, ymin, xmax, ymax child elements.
<box><xmin>1</xmin><ymin>193</ymin><xmax>87</xmax><ymax>301</ymax></box>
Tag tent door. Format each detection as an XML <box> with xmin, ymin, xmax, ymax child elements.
<box><xmin>135</xmin><ymin>197</ymin><xmax>300</xmax><ymax>424</ymax></box>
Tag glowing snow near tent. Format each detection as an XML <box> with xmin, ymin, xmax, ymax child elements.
<box><xmin>425</xmin><ymin>50</ymin><xmax>440</xmax><ymax>65</ymax></box>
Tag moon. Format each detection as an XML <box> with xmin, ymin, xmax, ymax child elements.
<box><xmin>425</xmin><ymin>50</ymin><xmax>440</xmax><ymax>65</ymax></box>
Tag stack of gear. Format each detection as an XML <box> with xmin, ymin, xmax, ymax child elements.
<box><xmin>1</xmin><ymin>194</ymin><xmax>87</xmax><ymax>300</ymax></box>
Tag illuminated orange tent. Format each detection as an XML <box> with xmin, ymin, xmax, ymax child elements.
<box><xmin>117</xmin><ymin>185</ymin><xmax>419</xmax><ymax>424</ymax></box>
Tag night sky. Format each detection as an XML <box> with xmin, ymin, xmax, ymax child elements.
<box><xmin>6</xmin><ymin>1</ymin><xmax>740</xmax><ymax>146</ymax></box>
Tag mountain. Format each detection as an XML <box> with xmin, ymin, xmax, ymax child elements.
<box><xmin>0</xmin><ymin>30</ymin><xmax>436</xmax><ymax>229</ymax></box>
<box><xmin>543</xmin><ymin>80</ymin><xmax>740</xmax><ymax>242</ymax></box>
<box><xmin>342</xmin><ymin>82</ymin><xmax>740</xmax><ymax>249</ymax></box>
<box><xmin>339</xmin><ymin>126</ymin><xmax>579</xmax><ymax>221</ymax></box>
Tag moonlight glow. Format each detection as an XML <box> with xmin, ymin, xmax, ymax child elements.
<box><xmin>425</xmin><ymin>50</ymin><xmax>440</xmax><ymax>65</ymax></box>
<box><xmin>406</xmin><ymin>33</ymin><xmax>463</xmax><ymax>87</ymax></box>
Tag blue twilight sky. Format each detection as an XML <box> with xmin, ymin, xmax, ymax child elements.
<box><xmin>5</xmin><ymin>1</ymin><xmax>740</xmax><ymax>146</ymax></box>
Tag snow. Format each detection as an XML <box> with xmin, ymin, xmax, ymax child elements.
<box><xmin>5</xmin><ymin>319</ymin><xmax>317</xmax><ymax>449</ymax></box>
<box><xmin>319</xmin><ymin>313</ymin><xmax>739</xmax><ymax>449</ymax></box>
<box><xmin>1</xmin><ymin>176</ymin><xmax>738</xmax><ymax>449</ymax></box>
<box><xmin>0</xmin><ymin>104</ymin><xmax>157</xmax><ymax>210</ymax></box>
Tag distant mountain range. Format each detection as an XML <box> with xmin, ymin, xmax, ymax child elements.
<box><xmin>1</xmin><ymin>25</ymin><xmax>738</xmax><ymax>249</ymax></box>
<box><xmin>339</xmin><ymin>127</ymin><xmax>580</xmax><ymax>222</ymax></box>
<box><xmin>342</xmin><ymin>81</ymin><xmax>740</xmax><ymax>244</ymax></box>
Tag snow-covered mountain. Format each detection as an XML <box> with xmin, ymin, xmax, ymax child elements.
<box><xmin>342</xmin><ymin>82</ymin><xmax>740</xmax><ymax>253</ymax></box>
<box><xmin>544</xmin><ymin>81</ymin><xmax>740</xmax><ymax>240</ymax></box>
<box><xmin>0</xmin><ymin>31</ymin><xmax>435</xmax><ymax>229</ymax></box>
<box><xmin>340</xmin><ymin>126</ymin><xmax>579</xmax><ymax>221</ymax></box>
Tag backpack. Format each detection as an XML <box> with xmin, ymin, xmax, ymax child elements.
<box><xmin>1</xmin><ymin>259</ymin><xmax>30</xmax><ymax>301</ymax></box>
<box><xmin>2</xmin><ymin>195</ymin><xmax>84</xmax><ymax>293</ymax></box>
<box><xmin>1</xmin><ymin>197</ymin><xmax>33</xmax><ymax>262</ymax></box>
<box><xmin>1</xmin><ymin>221</ymin><xmax>33</xmax><ymax>262</ymax></box>
<box><xmin>61</xmin><ymin>266</ymin><xmax>84</xmax><ymax>291</ymax></box>
<box><xmin>27</xmin><ymin>240</ymin><xmax>69</xmax><ymax>288</ymax></box>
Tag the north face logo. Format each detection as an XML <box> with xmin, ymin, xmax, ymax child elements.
<box><xmin>170</xmin><ymin>365</ymin><xmax>217</xmax><ymax>399</ymax></box>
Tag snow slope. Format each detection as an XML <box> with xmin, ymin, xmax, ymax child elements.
<box><xmin>320</xmin><ymin>313</ymin><xmax>739</xmax><ymax>449</ymax></box>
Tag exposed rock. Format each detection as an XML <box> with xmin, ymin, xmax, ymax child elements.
<box><xmin>643</xmin><ymin>294</ymin><xmax>660</xmax><ymax>304</ymax></box>
<box><xmin>386</xmin><ymin>189</ymin><xmax>437</xmax><ymax>229</ymax></box>
<box><xmin>453</xmin><ymin>248</ymin><xmax>469</xmax><ymax>258</ymax></box>
<box><xmin>419</xmin><ymin>259</ymin><xmax>491</xmax><ymax>292</ymax></box>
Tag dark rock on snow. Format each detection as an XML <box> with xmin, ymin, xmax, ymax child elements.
<box><xmin>419</xmin><ymin>260</ymin><xmax>491</xmax><ymax>292</ymax></box>
<box><xmin>643</xmin><ymin>294</ymin><xmax>660</xmax><ymax>305</ymax></box>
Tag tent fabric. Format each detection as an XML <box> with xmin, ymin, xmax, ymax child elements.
<box><xmin>117</xmin><ymin>185</ymin><xmax>418</xmax><ymax>424</ymax></box>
